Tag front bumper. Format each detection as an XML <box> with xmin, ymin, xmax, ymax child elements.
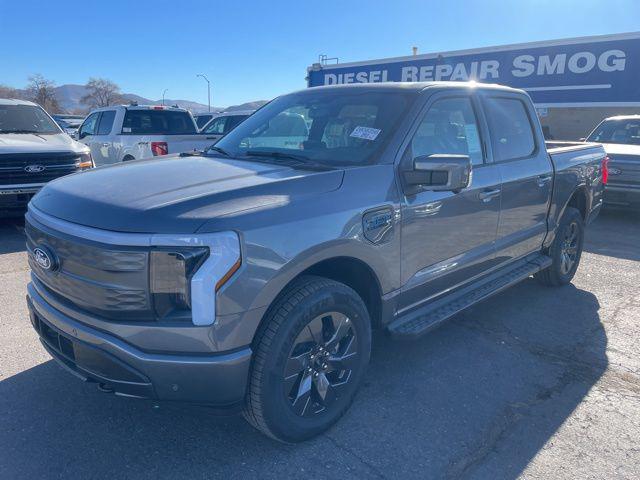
<box><xmin>0</xmin><ymin>185</ymin><xmax>42</xmax><ymax>217</ymax></box>
<box><xmin>27</xmin><ymin>284</ymin><xmax>252</xmax><ymax>407</ymax></box>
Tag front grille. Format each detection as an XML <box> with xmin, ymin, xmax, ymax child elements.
<box><xmin>0</xmin><ymin>152</ymin><xmax>81</xmax><ymax>185</ymax></box>
<box><xmin>26</xmin><ymin>218</ymin><xmax>153</xmax><ymax>321</ymax></box>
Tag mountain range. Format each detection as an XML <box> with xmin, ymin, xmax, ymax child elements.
<box><xmin>16</xmin><ymin>84</ymin><xmax>268</xmax><ymax>114</ymax></box>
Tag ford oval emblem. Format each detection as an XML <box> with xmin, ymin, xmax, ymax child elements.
<box><xmin>25</xmin><ymin>164</ymin><xmax>46</xmax><ymax>173</ymax></box>
<box><xmin>33</xmin><ymin>247</ymin><xmax>57</xmax><ymax>271</ymax></box>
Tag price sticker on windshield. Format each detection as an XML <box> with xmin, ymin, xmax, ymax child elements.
<box><xmin>350</xmin><ymin>126</ymin><xmax>381</xmax><ymax>141</ymax></box>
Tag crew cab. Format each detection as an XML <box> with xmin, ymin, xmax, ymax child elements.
<box><xmin>77</xmin><ymin>105</ymin><xmax>218</xmax><ymax>165</ymax></box>
<box><xmin>586</xmin><ymin>114</ymin><xmax>640</xmax><ymax>209</ymax></box>
<box><xmin>0</xmin><ymin>99</ymin><xmax>93</xmax><ymax>217</ymax></box>
<box><xmin>26</xmin><ymin>83</ymin><xmax>605</xmax><ymax>442</ymax></box>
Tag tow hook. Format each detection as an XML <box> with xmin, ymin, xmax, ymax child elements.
<box><xmin>97</xmin><ymin>383</ymin><xmax>114</xmax><ymax>393</ymax></box>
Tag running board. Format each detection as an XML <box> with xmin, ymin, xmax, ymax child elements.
<box><xmin>387</xmin><ymin>254</ymin><xmax>552</xmax><ymax>339</ymax></box>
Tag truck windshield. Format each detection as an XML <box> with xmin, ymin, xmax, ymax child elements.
<box><xmin>214</xmin><ymin>90</ymin><xmax>414</xmax><ymax>166</ymax></box>
<box><xmin>122</xmin><ymin>110</ymin><xmax>197</xmax><ymax>135</ymax></box>
<box><xmin>588</xmin><ymin>119</ymin><xmax>640</xmax><ymax>145</ymax></box>
<box><xmin>0</xmin><ymin>105</ymin><xmax>61</xmax><ymax>134</ymax></box>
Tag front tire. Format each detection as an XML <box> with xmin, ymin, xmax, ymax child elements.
<box><xmin>243</xmin><ymin>276</ymin><xmax>371</xmax><ymax>443</ymax></box>
<box><xmin>535</xmin><ymin>207</ymin><xmax>584</xmax><ymax>286</ymax></box>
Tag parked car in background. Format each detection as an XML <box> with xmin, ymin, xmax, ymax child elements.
<box><xmin>52</xmin><ymin>114</ymin><xmax>85</xmax><ymax>139</ymax></box>
<box><xmin>0</xmin><ymin>99</ymin><xmax>93</xmax><ymax>217</ymax></box>
<box><xmin>26</xmin><ymin>82</ymin><xmax>605</xmax><ymax>442</ymax></box>
<box><xmin>199</xmin><ymin>110</ymin><xmax>254</xmax><ymax>142</ymax></box>
<box><xmin>78</xmin><ymin>105</ymin><xmax>219</xmax><ymax>165</ymax></box>
<box><xmin>194</xmin><ymin>112</ymin><xmax>216</xmax><ymax>129</ymax></box>
<box><xmin>586</xmin><ymin>115</ymin><xmax>640</xmax><ymax>210</ymax></box>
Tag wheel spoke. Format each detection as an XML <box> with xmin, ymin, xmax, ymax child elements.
<box><xmin>291</xmin><ymin>373</ymin><xmax>313</xmax><ymax>416</ymax></box>
<box><xmin>306</xmin><ymin>316</ymin><xmax>325</xmax><ymax>344</ymax></box>
<box><xmin>314</xmin><ymin>372</ymin><xmax>337</xmax><ymax>406</ymax></box>
<box><xmin>284</xmin><ymin>350</ymin><xmax>311</xmax><ymax>378</ymax></box>
<box><xmin>327</xmin><ymin>336</ymin><xmax>358</xmax><ymax>371</ymax></box>
<box><xmin>325</xmin><ymin>313</ymin><xmax>351</xmax><ymax>351</ymax></box>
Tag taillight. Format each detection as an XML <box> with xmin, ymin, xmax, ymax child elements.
<box><xmin>151</xmin><ymin>141</ymin><xmax>168</xmax><ymax>156</ymax></box>
<box><xmin>602</xmin><ymin>156</ymin><xmax>609</xmax><ymax>185</ymax></box>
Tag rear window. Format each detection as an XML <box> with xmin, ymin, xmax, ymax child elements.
<box><xmin>484</xmin><ymin>97</ymin><xmax>536</xmax><ymax>161</ymax></box>
<box><xmin>122</xmin><ymin>110</ymin><xmax>196</xmax><ymax>135</ymax></box>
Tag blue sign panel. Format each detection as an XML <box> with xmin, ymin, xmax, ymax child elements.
<box><xmin>307</xmin><ymin>33</ymin><xmax>640</xmax><ymax>106</ymax></box>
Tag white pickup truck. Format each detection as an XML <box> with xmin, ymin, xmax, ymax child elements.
<box><xmin>78</xmin><ymin>105</ymin><xmax>218</xmax><ymax>165</ymax></box>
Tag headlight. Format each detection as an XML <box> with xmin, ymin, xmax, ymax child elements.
<box><xmin>150</xmin><ymin>247</ymin><xmax>209</xmax><ymax>317</ymax></box>
<box><xmin>76</xmin><ymin>152</ymin><xmax>94</xmax><ymax>170</ymax></box>
<box><xmin>149</xmin><ymin>231</ymin><xmax>241</xmax><ymax>325</ymax></box>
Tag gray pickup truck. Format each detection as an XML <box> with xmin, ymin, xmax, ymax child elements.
<box><xmin>585</xmin><ymin>114</ymin><xmax>640</xmax><ymax>209</ymax></box>
<box><xmin>25</xmin><ymin>82</ymin><xmax>606</xmax><ymax>442</ymax></box>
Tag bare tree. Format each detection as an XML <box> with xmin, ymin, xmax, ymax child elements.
<box><xmin>0</xmin><ymin>84</ymin><xmax>20</xmax><ymax>99</ymax></box>
<box><xmin>81</xmin><ymin>78</ymin><xmax>123</xmax><ymax>108</ymax></box>
<box><xmin>26</xmin><ymin>74</ymin><xmax>60</xmax><ymax>112</ymax></box>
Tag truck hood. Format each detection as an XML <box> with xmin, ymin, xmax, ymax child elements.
<box><xmin>0</xmin><ymin>132</ymin><xmax>87</xmax><ymax>154</ymax></box>
<box><xmin>32</xmin><ymin>154</ymin><xmax>344</xmax><ymax>233</ymax></box>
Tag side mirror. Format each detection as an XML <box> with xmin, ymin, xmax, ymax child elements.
<box><xmin>405</xmin><ymin>154</ymin><xmax>472</xmax><ymax>192</ymax></box>
<box><xmin>579</xmin><ymin>137</ymin><xmax>586</xmax><ymax>142</ymax></box>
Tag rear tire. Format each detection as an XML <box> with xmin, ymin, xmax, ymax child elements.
<box><xmin>243</xmin><ymin>276</ymin><xmax>371</xmax><ymax>443</ymax></box>
<box><xmin>535</xmin><ymin>207</ymin><xmax>584</xmax><ymax>286</ymax></box>
<box><xmin>122</xmin><ymin>155</ymin><xmax>135</xmax><ymax>162</ymax></box>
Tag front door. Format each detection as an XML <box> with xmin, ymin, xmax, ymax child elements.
<box><xmin>398</xmin><ymin>93</ymin><xmax>502</xmax><ymax>314</ymax></box>
<box><xmin>480</xmin><ymin>94</ymin><xmax>553</xmax><ymax>263</ymax></box>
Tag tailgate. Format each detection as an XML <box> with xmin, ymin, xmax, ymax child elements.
<box><xmin>165</xmin><ymin>135</ymin><xmax>215</xmax><ymax>153</ymax></box>
<box><xmin>607</xmin><ymin>153</ymin><xmax>640</xmax><ymax>188</ymax></box>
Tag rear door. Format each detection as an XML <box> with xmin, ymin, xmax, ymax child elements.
<box><xmin>398</xmin><ymin>91</ymin><xmax>502</xmax><ymax>313</ymax></box>
<box><xmin>481</xmin><ymin>93</ymin><xmax>553</xmax><ymax>263</ymax></box>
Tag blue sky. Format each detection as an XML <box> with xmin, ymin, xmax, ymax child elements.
<box><xmin>2</xmin><ymin>0</ymin><xmax>639</xmax><ymax>107</ymax></box>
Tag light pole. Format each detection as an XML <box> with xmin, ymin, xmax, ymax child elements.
<box><xmin>162</xmin><ymin>88</ymin><xmax>168</xmax><ymax>106</ymax></box>
<box><xmin>196</xmin><ymin>74</ymin><xmax>211</xmax><ymax>112</ymax></box>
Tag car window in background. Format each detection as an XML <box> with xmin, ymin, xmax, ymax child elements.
<box><xmin>224</xmin><ymin>115</ymin><xmax>249</xmax><ymax>133</ymax></box>
<box><xmin>484</xmin><ymin>97</ymin><xmax>536</xmax><ymax>161</ymax></box>
<box><xmin>79</xmin><ymin>112</ymin><xmax>100</xmax><ymax>137</ymax></box>
<box><xmin>587</xmin><ymin>119</ymin><xmax>640</xmax><ymax>145</ymax></box>
<box><xmin>195</xmin><ymin>114</ymin><xmax>214</xmax><ymax>129</ymax></box>
<box><xmin>203</xmin><ymin>116</ymin><xmax>227</xmax><ymax>135</ymax></box>
<box><xmin>215</xmin><ymin>90</ymin><xmax>413</xmax><ymax>166</ymax></box>
<box><xmin>0</xmin><ymin>105</ymin><xmax>61</xmax><ymax>134</ymax></box>
<box><xmin>122</xmin><ymin>110</ymin><xmax>197</xmax><ymax>134</ymax></box>
<box><xmin>96</xmin><ymin>110</ymin><xmax>116</xmax><ymax>135</ymax></box>
<box><xmin>410</xmin><ymin>97</ymin><xmax>484</xmax><ymax>165</ymax></box>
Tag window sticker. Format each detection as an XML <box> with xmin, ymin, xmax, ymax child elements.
<box><xmin>464</xmin><ymin>124</ymin><xmax>482</xmax><ymax>154</ymax></box>
<box><xmin>122</xmin><ymin>127</ymin><xmax>132</xmax><ymax>133</ymax></box>
<box><xmin>350</xmin><ymin>126</ymin><xmax>381</xmax><ymax>141</ymax></box>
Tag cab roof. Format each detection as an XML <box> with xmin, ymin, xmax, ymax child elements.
<box><xmin>302</xmin><ymin>81</ymin><xmax>524</xmax><ymax>95</ymax></box>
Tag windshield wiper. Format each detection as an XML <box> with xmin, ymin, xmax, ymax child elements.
<box><xmin>205</xmin><ymin>145</ymin><xmax>231</xmax><ymax>156</ymax></box>
<box><xmin>243</xmin><ymin>150</ymin><xmax>333</xmax><ymax>170</ymax></box>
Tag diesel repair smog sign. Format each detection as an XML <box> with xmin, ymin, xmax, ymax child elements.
<box><xmin>307</xmin><ymin>32</ymin><xmax>640</xmax><ymax>107</ymax></box>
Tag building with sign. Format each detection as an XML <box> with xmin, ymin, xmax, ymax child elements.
<box><xmin>307</xmin><ymin>32</ymin><xmax>640</xmax><ymax>140</ymax></box>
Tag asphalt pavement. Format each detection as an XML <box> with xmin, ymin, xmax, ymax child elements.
<box><xmin>1</xmin><ymin>210</ymin><xmax>639</xmax><ymax>479</ymax></box>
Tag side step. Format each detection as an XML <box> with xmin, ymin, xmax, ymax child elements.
<box><xmin>387</xmin><ymin>254</ymin><xmax>552</xmax><ymax>339</ymax></box>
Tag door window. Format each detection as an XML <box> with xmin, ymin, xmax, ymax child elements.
<box><xmin>96</xmin><ymin>110</ymin><xmax>116</xmax><ymax>135</ymax></box>
<box><xmin>79</xmin><ymin>112</ymin><xmax>100</xmax><ymax>137</ymax></box>
<box><xmin>484</xmin><ymin>97</ymin><xmax>536</xmax><ymax>161</ymax></box>
<box><xmin>410</xmin><ymin>97</ymin><xmax>483</xmax><ymax>165</ymax></box>
<box><xmin>224</xmin><ymin>115</ymin><xmax>249</xmax><ymax>133</ymax></box>
<box><xmin>203</xmin><ymin>116</ymin><xmax>227</xmax><ymax>135</ymax></box>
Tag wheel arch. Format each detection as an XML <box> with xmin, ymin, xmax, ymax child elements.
<box><xmin>251</xmin><ymin>255</ymin><xmax>384</xmax><ymax>347</ymax></box>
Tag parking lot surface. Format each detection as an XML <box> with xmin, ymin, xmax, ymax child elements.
<box><xmin>1</xmin><ymin>210</ymin><xmax>639</xmax><ymax>479</ymax></box>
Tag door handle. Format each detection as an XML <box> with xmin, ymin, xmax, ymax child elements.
<box><xmin>478</xmin><ymin>188</ymin><xmax>501</xmax><ymax>202</ymax></box>
<box><xmin>537</xmin><ymin>174</ymin><xmax>552</xmax><ymax>187</ymax></box>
